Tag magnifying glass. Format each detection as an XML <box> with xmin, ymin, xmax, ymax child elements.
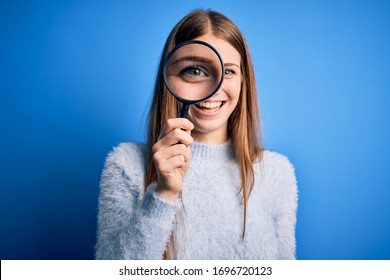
<box><xmin>163</xmin><ymin>40</ymin><xmax>224</xmax><ymax>118</ymax></box>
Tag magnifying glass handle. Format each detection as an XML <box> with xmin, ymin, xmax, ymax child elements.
<box><xmin>180</xmin><ymin>103</ymin><xmax>190</xmax><ymax>118</ymax></box>
<box><xmin>177</xmin><ymin>103</ymin><xmax>190</xmax><ymax>144</ymax></box>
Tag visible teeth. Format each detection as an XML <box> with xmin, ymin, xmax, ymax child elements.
<box><xmin>197</xmin><ymin>101</ymin><xmax>222</xmax><ymax>109</ymax></box>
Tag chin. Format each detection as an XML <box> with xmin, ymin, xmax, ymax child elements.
<box><xmin>192</xmin><ymin>121</ymin><xmax>228</xmax><ymax>137</ymax></box>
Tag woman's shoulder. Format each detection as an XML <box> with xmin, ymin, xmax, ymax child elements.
<box><xmin>260</xmin><ymin>150</ymin><xmax>295</xmax><ymax>171</ymax></box>
<box><xmin>104</xmin><ymin>141</ymin><xmax>147</xmax><ymax>176</ymax></box>
<box><xmin>255</xmin><ymin>149</ymin><xmax>297</xmax><ymax>189</ymax></box>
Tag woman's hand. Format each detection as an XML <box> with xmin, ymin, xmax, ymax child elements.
<box><xmin>152</xmin><ymin>118</ymin><xmax>194</xmax><ymax>202</ymax></box>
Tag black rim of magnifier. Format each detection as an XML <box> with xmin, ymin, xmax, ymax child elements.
<box><xmin>163</xmin><ymin>40</ymin><xmax>225</xmax><ymax>105</ymax></box>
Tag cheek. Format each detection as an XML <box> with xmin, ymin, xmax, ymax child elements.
<box><xmin>229</xmin><ymin>79</ymin><xmax>242</xmax><ymax>104</ymax></box>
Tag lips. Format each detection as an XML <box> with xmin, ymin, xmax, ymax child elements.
<box><xmin>195</xmin><ymin>101</ymin><xmax>225</xmax><ymax>113</ymax></box>
<box><xmin>195</xmin><ymin>101</ymin><xmax>222</xmax><ymax>111</ymax></box>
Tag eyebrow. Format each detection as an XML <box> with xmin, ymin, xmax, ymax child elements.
<box><xmin>169</xmin><ymin>56</ymin><xmax>214</xmax><ymax>66</ymax></box>
<box><xmin>224</xmin><ymin>62</ymin><xmax>240</xmax><ymax>68</ymax></box>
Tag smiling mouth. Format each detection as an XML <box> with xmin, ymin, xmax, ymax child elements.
<box><xmin>195</xmin><ymin>101</ymin><xmax>225</xmax><ymax>112</ymax></box>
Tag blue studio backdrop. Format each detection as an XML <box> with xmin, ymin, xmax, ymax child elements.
<box><xmin>1</xmin><ymin>0</ymin><xmax>389</xmax><ymax>259</ymax></box>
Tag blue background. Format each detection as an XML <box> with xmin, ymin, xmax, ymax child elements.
<box><xmin>1</xmin><ymin>0</ymin><xmax>389</xmax><ymax>260</ymax></box>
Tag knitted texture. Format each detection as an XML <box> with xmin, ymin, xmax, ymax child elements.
<box><xmin>95</xmin><ymin>140</ymin><xmax>297</xmax><ymax>259</ymax></box>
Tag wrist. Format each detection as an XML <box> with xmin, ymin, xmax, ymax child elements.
<box><xmin>155</xmin><ymin>184</ymin><xmax>180</xmax><ymax>202</ymax></box>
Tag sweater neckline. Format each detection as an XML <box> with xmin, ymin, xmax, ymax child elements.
<box><xmin>191</xmin><ymin>139</ymin><xmax>234</xmax><ymax>160</ymax></box>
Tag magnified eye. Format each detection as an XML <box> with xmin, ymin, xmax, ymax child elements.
<box><xmin>180</xmin><ymin>66</ymin><xmax>208</xmax><ymax>77</ymax></box>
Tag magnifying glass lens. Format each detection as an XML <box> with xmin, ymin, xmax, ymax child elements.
<box><xmin>164</xmin><ymin>42</ymin><xmax>224</xmax><ymax>103</ymax></box>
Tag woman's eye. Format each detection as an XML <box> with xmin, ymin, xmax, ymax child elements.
<box><xmin>181</xmin><ymin>66</ymin><xmax>207</xmax><ymax>77</ymax></box>
<box><xmin>225</xmin><ymin>69</ymin><xmax>235</xmax><ymax>75</ymax></box>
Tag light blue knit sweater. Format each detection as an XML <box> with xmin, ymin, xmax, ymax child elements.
<box><xmin>95</xmin><ymin>140</ymin><xmax>297</xmax><ymax>259</ymax></box>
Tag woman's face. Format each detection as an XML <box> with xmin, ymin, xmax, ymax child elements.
<box><xmin>187</xmin><ymin>33</ymin><xmax>242</xmax><ymax>144</ymax></box>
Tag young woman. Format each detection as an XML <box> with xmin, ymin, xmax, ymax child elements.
<box><xmin>95</xmin><ymin>9</ymin><xmax>297</xmax><ymax>260</ymax></box>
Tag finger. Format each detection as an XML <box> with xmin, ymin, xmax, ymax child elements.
<box><xmin>160</xmin><ymin>128</ymin><xmax>193</xmax><ymax>147</ymax></box>
<box><xmin>184</xmin><ymin>145</ymin><xmax>191</xmax><ymax>162</ymax></box>
<box><xmin>153</xmin><ymin>130</ymin><xmax>193</xmax><ymax>154</ymax></box>
<box><xmin>153</xmin><ymin>144</ymin><xmax>190</xmax><ymax>164</ymax></box>
<box><xmin>156</xmin><ymin>155</ymin><xmax>187</xmax><ymax>173</ymax></box>
<box><xmin>159</xmin><ymin>118</ymin><xmax>194</xmax><ymax>139</ymax></box>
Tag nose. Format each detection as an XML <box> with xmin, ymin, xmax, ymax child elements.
<box><xmin>212</xmin><ymin>77</ymin><xmax>227</xmax><ymax>97</ymax></box>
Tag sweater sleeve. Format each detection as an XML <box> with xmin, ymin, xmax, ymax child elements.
<box><xmin>271</xmin><ymin>154</ymin><xmax>298</xmax><ymax>260</ymax></box>
<box><xmin>95</xmin><ymin>143</ymin><xmax>179</xmax><ymax>259</ymax></box>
